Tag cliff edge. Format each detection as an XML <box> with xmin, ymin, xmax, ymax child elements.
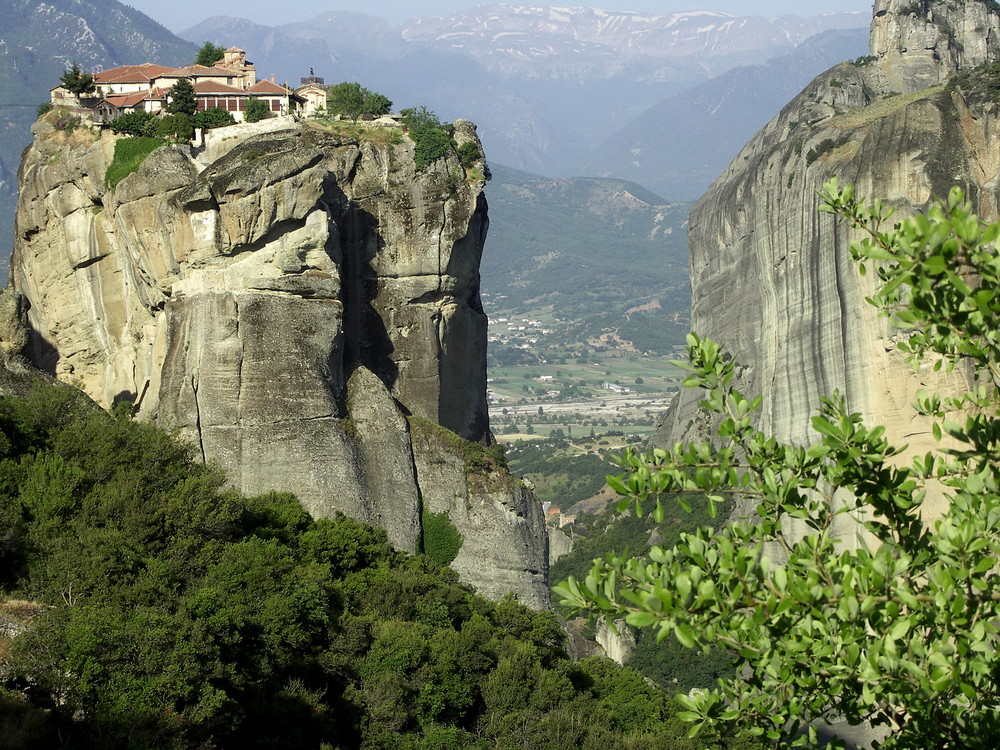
<box><xmin>11</xmin><ymin>115</ymin><xmax>549</xmax><ymax>607</ymax></box>
<box><xmin>655</xmin><ymin>0</ymin><xmax>1000</xmax><ymax>528</ymax></box>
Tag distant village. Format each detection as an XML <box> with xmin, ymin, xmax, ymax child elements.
<box><xmin>486</xmin><ymin>312</ymin><xmax>632</xmax><ymax>404</ymax></box>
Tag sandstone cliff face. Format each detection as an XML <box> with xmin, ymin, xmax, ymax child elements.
<box><xmin>656</xmin><ymin>0</ymin><xmax>1000</xmax><ymax>526</ymax></box>
<box><xmin>870</xmin><ymin>0</ymin><xmax>1000</xmax><ymax>93</ymax></box>
<box><xmin>11</xmin><ymin>116</ymin><xmax>549</xmax><ymax>606</ymax></box>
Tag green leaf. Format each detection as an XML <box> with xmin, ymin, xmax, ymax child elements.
<box><xmin>674</xmin><ymin>623</ymin><xmax>697</xmax><ymax>649</ymax></box>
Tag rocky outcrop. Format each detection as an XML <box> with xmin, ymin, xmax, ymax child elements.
<box><xmin>410</xmin><ymin>420</ymin><xmax>549</xmax><ymax>610</ymax></box>
<box><xmin>656</xmin><ymin>0</ymin><xmax>1000</xmax><ymax>528</ymax></box>
<box><xmin>595</xmin><ymin>617</ymin><xmax>636</xmax><ymax>666</ymax></box>
<box><xmin>870</xmin><ymin>0</ymin><xmax>1000</xmax><ymax>93</ymax></box>
<box><xmin>11</xmin><ymin>115</ymin><xmax>550</xmax><ymax>607</ymax></box>
<box><xmin>547</xmin><ymin>527</ymin><xmax>574</xmax><ymax>566</ymax></box>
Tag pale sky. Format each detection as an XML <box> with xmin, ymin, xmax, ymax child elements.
<box><xmin>123</xmin><ymin>1</ymin><xmax>873</xmax><ymax>32</ymax></box>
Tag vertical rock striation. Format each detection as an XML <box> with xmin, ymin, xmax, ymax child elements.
<box><xmin>656</xmin><ymin>0</ymin><xmax>1000</xmax><ymax>527</ymax></box>
<box><xmin>11</xmin><ymin>115</ymin><xmax>549</xmax><ymax>606</ymax></box>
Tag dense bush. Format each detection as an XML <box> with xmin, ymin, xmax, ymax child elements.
<box><xmin>51</xmin><ymin>109</ymin><xmax>81</xmax><ymax>132</ymax></box>
<box><xmin>421</xmin><ymin>511</ymin><xmax>463</xmax><ymax>566</ymax></box>
<box><xmin>456</xmin><ymin>140</ymin><xmax>483</xmax><ymax>168</ymax></box>
<box><xmin>0</xmin><ymin>383</ymin><xmax>761</xmax><ymax>750</ymax></box>
<box><xmin>192</xmin><ymin>106</ymin><xmax>235</xmax><ymax>130</ymax></box>
<box><xmin>402</xmin><ymin>106</ymin><xmax>455</xmax><ymax>171</ymax></box>
<box><xmin>108</xmin><ymin>110</ymin><xmax>157</xmax><ymax>137</ymax></box>
<box><xmin>156</xmin><ymin>112</ymin><xmax>193</xmax><ymax>142</ymax></box>
<box><xmin>244</xmin><ymin>97</ymin><xmax>269</xmax><ymax>124</ymax></box>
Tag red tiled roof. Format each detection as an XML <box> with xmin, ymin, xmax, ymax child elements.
<box><xmin>164</xmin><ymin>64</ymin><xmax>235</xmax><ymax>78</ymax></box>
<box><xmin>104</xmin><ymin>87</ymin><xmax>168</xmax><ymax>107</ymax></box>
<box><xmin>248</xmin><ymin>80</ymin><xmax>291</xmax><ymax>95</ymax></box>
<box><xmin>192</xmin><ymin>80</ymin><xmax>250</xmax><ymax>96</ymax></box>
<box><xmin>96</xmin><ymin>63</ymin><xmax>177</xmax><ymax>84</ymax></box>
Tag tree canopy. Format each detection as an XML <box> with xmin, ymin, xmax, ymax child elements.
<box><xmin>194</xmin><ymin>41</ymin><xmax>225</xmax><ymax>67</ymax></box>
<box><xmin>556</xmin><ymin>180</ymin><xmax>1000</xmax><ymax>748</ymax></box>
<box><xmin>59</xmin><ymin>63</ymin><xmax>95</xmax><ymax>96</ymax></box>
<box><xmin>326</xmin><ymin>81</ymin><xmax>392</xmax><ymax>120</ymax></box>
<box><xmin>0</xmin><ymin>383</ymin><xmax>762</xmax><ymax>750</ymax></box>
<box><xmin>165</xmin><ymin>77</ymin><xmax>196</xmax><ymax>116</ymax></box>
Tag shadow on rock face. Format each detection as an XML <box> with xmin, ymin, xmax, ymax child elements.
<box><xmin>325</xmin><ymin>179</ymin><xmax>399</xmax><ymax>394</ymax></box>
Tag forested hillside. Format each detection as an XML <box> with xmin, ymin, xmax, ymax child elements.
<box><xmin>482</xmin><ymin>165</ymin><xmax>691</xmax><ymax>354</ymax></box>
<box><xmin>0</xmin><ymin>383</ymin><xmax>761</xmax><ymax>750</ymax></box>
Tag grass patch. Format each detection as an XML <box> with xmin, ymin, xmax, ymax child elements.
<box><xmin>827</xmin><ymin>85</ymin><xmax>944</xmax><ymax>129</ymax></box>
<box><xmin>408</xmin><ymin>416</ymin><xmax>508</xmax><ymax>475</ymax></box>
<box><xmin>105</xmin><ymin>137</ymin><xmax>166</xmax><ymax>189</ymax></box>
<box><xmin>305</xmin><ymin>119</ymin><xmax>403</xmax><ymax>146</ymax></box>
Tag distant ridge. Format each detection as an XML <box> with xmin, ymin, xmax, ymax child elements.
<box><xmin>179</xmin><ymin>7</ymin><xmax>869</xmax><ymax>180</ymax></box>
<box><xmin>575</xmin><ymin>27</ymin><xmax>870</xmax><ymax>200</ymax></box>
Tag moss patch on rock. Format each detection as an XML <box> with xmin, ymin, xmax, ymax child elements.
<box><xmin>407</xmin><ymin>415</ymin><xmax>507</xmax><ymax>475</ymax></box>
<box><xmin>420</xmin><ymin>510</ymin><xmax>463</xmax><ymax>565</ymax></box>
<box><xmin>105</xmin><ymin>137</ymin><xmax>165</xmax><ymax>189</ymax></box>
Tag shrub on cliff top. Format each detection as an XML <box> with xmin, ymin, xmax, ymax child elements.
<box><xmin>109</xmin><ymin>110</ymin><xmax>157</xmax><ymax>137</ymax></box>
<box><xmin>401</xmin><ymin>106</ymin><xmax>455</xmax><ymax>171</ymax></box>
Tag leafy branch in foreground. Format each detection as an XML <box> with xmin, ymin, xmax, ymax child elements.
<box><xmin>555</xmin><ymin>180</ymin><xmax>1000</xmax><ymax>749</ymax></box>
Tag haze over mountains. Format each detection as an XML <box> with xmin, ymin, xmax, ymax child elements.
<box><xmin>0</xmin><ymin>1</ymin><xmax>870</xmax><ymax>283</ymax></box>
<box><xmin>576</xmin><ymin>27</ymin><xmax>869</xmax><ymax>199</ymax></box>
<box><xmin>180</xmin><ymin>5</ymin><xmax>870</xmax><ymax>183</ymax></box>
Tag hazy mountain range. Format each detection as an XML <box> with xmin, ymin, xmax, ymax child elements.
<box><xmin>180</xmin><ymin>6</ymin><xmax>870</xmax><ymax>184</ymax></box>
<box><xmin>574</xmin><ymin>27</ymin><xmax>869</xmax><ymax>199</ymax></box>
<box><xmin>0</xmin><ymin>1</ymin><xmax>871</xmax><ymax>280</ymax></box>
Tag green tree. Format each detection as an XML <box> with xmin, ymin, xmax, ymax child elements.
<box><xmin>156</xmin><ymin>112</ymin><xmax>193</xmax><ymax>142</ymax></box>
<box><xmin>244</xmin><ymin>97</ymin><xmax>269</xmax><ymax>123</ymax></box>
<box><xmin>59</xmin><ymin>62</ymin><xmax>95</xmax><ymax>96</ymax></box>
<box><xmin>194</xmin><ymin>41</ymin><xmax>225</xmax><ymax>67</ymax></box>
<box><xmin>193</xmin><ymin>106</ymin><xmax>236</xmax><ymax>130</ymax></box>
<box><xmin>556</xmin><ymin>179</ymin><xmax>1000</xmax><ymax>749</ymax></box>
<box><xmin>166</xmin><ymin>77</ymin><xmax>197</xmax><ymax>116</ymax></box>
<box><xmin>400</xmin><ymin>106</ymin><xmax>444</xmax><ymax>131</ymax></box>
<box><xmin>108</xmin><ymin>110</ymin><xmax>157</xmax><ymax>137</ymax></box>
<box><xmin>326</xmin><ymin>82</ymin><xmax>392</xmax><ymax>120</ymax></box>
